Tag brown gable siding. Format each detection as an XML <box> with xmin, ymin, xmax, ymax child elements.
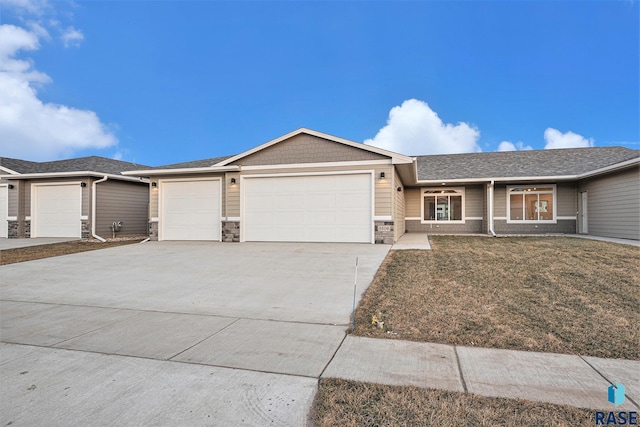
<box><xmin>96</xmin><ymin>180</ymin><xmax>149</xmax><ymax>236</ymax></box>
<box><xmin>232</xmin><ymin>134</ymin><xmax>388</xmax><ymax>166</ymax></box>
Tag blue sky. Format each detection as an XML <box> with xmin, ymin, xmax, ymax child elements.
<box><xmin>0</xmin><ymin>0</ymin><xmax>638</xmax><ymax>165</ymax></box>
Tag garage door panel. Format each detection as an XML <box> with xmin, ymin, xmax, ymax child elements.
<box><xmin>244</xmin><ymin>174</ymin><xmax>372</xmax><ymax>243</ymax></box>
<box><xmin>161</xmin><ymin>180</ymin><xmax>220</xmax><ymax>241</ymax></box>
<box><xmin>33</xmin><ymin>185</ymin><xmax>81</xmax><ymax>238</ymax></box>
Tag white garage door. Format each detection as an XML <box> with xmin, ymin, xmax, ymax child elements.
<box><xmin>33</xmin><ymin>184</ymin><xmax>81</xmax><ymax>238</ymax></box>
<box><xmin>243</xmin><ymin>173</ymin><xmax>372</xmax><ymax>243</ymax></box>
<box><xmin>161</xmin><ymin>179</ymin><xmax>221</xmax><ymax>241</ymax></box>
<box><xmin>0</xmin><ymin>186</ymin><xmax>7</xmax><ymax>238</ymax></box>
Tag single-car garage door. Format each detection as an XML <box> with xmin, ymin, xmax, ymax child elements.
<box><xmin>243</xmin><ymin>173</ymin><xmax>372</xmax><ymax>243</ymax></box>
<box><xmin>0</xmin><ymin>186</ymin><xmax>7</xmax><ymax>238</ymax></box>
<box><xmin>160</xmin><ymin>179</ymin><xmax>221</xmax><ymax>241</ymax></box>
<box><xmin>32</xmin><ymin>184</ymin><xmax>81</xmax><ymax>238</ymax></box>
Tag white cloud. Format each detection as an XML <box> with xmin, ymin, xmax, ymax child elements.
<box><xmin>0</xmin><ymin>23</ymin><xmax>117</xmax><ymax>161</ymax></box>
<box><xmin>544</xmin><ymin>128</ymin><xmax>594</xmax><ymax>149</ymax></box>
<box><xmin>0</xmin><ymin>0</ymin><xmax>49</xmax><ymax>15</ymax></box>
<box><xmin>497</xmin><ymin>141</ymin><xmax>533</xmax><ymax>151</ymax></box>
<box><xmin>365</xmin><ymin>99</ymin><xmax>481</xmax><ymax>155</ymax></box>
<box><xmin>61</xmin><ymin>26</ymin><xmax>83</xmax><ymax>47</ymax></box>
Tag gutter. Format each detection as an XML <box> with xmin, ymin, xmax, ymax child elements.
<box><xmin>488</xmin><ymin>179</ymin><xmax>497</xmax><ymax>237</ymax></box>
<box><xmin>91</xmin><ymin>176</ymin><xmax>108</xmax><ymax>242</ymax></box>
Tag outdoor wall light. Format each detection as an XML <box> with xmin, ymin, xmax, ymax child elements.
<box><xmin>151</xmin><ymin>182</ymin><xmax>157</xmax><ymax>187</ymax></box>
<box><xmin>397</xmin><ymin>187</ymin><xmax>402</xmax><ymax>192</ymax></box>
<box><xmin>80</xmin><ymin>182</ymin><xmax>86</xmax><ymax>187</ymax></box>
<box><xmin>379</xmin><ymin>172</ymin><xmax>385</xmax><ymax>179</ymax></box>
<box><xmin>7</xmin><ymin>184</ymin><xmax>14</xmax><ymax>189</ymax></box>
<box><xmin>230</xmin><ymin>178</ymin><xmax>236</xmax><ymax>184</ymax></box>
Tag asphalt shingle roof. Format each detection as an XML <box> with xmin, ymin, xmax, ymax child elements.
<box><xmin>0</xmin><ymin>156</ymin><xmax>149</xmax><ymax>175</ymax></box>
<box><xmin>415</xmin><ymin>147</ymin><xmax>639</xmax><ymax>181</ymax></box>
<box><xmin>150</xmin><ymin>155</ymin><xmax>233</xmax><ymax>169</ymax></box>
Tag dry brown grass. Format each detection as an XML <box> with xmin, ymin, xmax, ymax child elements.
<box><xmin>312</xmin><ymin>378</ymin><xmax>594</xmax><ymax>427</ymax></box>
<box><xmin>0</xmin><ymin>239</ymin><xmax>143</xmax><ymax>265</ymax></box>
<box><xmin>354</xmin><ymin>236</ymin><xmax>639</xmax><ymax>360</ymax></box>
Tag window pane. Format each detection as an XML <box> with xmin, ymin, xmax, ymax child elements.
<box><xmin>436</xmin><ymin>196</ymin><xmax>448</xmax><ymax>220</ymax></box>
<box><xmin>451</xmin><ymin>196</ymin><xmax>462</xmax><ymax>220</ymax></box>
<box><xmin>510</xmin><ymin>194</ymin><xmax>523</xmax><ymax>220</ymax></box>
<box><xmin>525</xmin><ymin>194</ymin><xmax>538</xmax><ymax>220</ymax></box>
<box><xmin>538</xmin><ymin>193</ymin><xmax>553</xmax><ymax>220</ymax></box>
<box><xmin>424</xmin><ymin>197</ymin><xmax>436</xmax><ymax>221</ymax></box>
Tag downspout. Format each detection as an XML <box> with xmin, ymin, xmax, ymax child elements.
<box><xmin>91</xmin><ymin>176</ymin><xmax>108</xmax><ymax>242</ymax></box>
<box><xmin>488</xmin><ymin>179</ymin><xmax>497</xmax><ymax>237</ymax></box>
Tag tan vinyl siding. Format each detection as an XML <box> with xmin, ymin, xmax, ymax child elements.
<box><xmin>404</xmin><ymin>188</ymin><xmax>421</xmax><ymax>218</ymax></box>
<box><xmin>234</xmin><ymin>133</ymin><xmax>388</xmax><ymax>166</ymax></box>
<box><xmin>393</xmin><ymin>170</ymin><xmax>405</xmax><ymax>241</ymax></box>
<box><xmin>95</xmin><ymin>181</ymin><xmax>149</xmax><ymax>236</ymax></box>
<box><xmin>7</xmin><ymin>180</ymin><xmax>19</xmax><ymax>217</ymax></box>
<box><xmin>464</xmin><ymin>185</ymin><xmax>484</xmax><ymax>217</ymax></box>
<box><xmin>578</xmin><ymin>167</ymin><xmax>640</xmax><ymax>240</ymax></box>
<box><xmin>494</xmin><ymin>185</ymin><xmax>507</xmax><ymax>217</ymax></box>
<box><xmin>226</xmin><ymin>172</ymin><xmax>240</xmax><ymax>217</ymax></box>
<box><xmin>375</xmin><ymin>167</ymin><xmax>392</xmax><ymax>217</ymax></box>
<box><xmin>557</xmin><ymin>182</ymin><xmax>577</xmax><ymax>216</ymax></box>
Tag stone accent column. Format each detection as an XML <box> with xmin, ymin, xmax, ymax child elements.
<box><xmin>374</xmin><ymin>221</ymin><xmax>394</xmax><ymax>244</ymax></box>
<box><xmin>8</xmin><ymin>220</ymin><xmax>19</xmax><ymax>238</ymax></box>
<box><xmin>24</xmin><ymin>220</ymin><xmax>31</xmax><ymax>238</ymax></box>
<box><xmin>81</xmin><ymin>220</ymin><xmax>90</xmax><ymax>239</ymax></box>
<box><xmin>222</xmin><ymin>221</ymin><xmax>240</xmax><ymax>242</ymax></box>
<box><xmin>149</xmin><ymin>221</ymin><xmax>159</xmax><ymax>241</ymax></box>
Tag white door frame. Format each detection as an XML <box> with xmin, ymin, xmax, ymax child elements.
<box><xmin>0</xmin><ymin>184</ymin><xmax>8</xmax><ymax>238</ymax></box>
<box><xmin>578</xmin><ymin>191</ymin><xmax>588</xmax><ymax>234</ymax></box>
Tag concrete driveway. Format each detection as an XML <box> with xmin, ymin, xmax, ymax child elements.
<box><xmin>0</xmin><ymin>242</ymin><xmax>389</xmax><ymax>426</ymax></box>
<box><xmin>0</xmin><ymin>237</ymin><xmax>79</xmax><ymax>250</ymax></box>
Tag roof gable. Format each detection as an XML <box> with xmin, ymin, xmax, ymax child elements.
<box><xmin>218</xmin><ymin>128</ymin><xmax>413</xmax><ymax>166</ymax></box>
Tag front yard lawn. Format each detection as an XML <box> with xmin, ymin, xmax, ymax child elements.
<box><xmin>0</xmin><ymin>239</ymin><xmax>144</xmax><ymax>265</ymax></box>
<box><xmin>312</xmin><ymin>379</ymin><xmax>594</xmax><ymax>427</ymax></box>
<box><xmin>354</xmin><ymin>236</ymin><xmax>639</xmax><ymax>360</ymax></box>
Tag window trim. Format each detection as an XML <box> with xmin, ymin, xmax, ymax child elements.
<box><xmin>506</xmin><ymin>184</ymin><xmax>557</xmax><ymax>224</ymax></box>
<box><xmin>420</xmin><ymin>187</ymin><xmax>466</xmax><ymax>224</ymax></box>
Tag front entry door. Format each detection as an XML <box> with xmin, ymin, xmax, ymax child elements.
<box><xmin>578</xmin><ymin>191</ymin><xmax>588</xmax><ymax>234</ymax></box>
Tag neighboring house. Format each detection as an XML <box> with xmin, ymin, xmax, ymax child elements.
<box><xmin>124</xmin><ymin>128</ymin><xmax>639</xmax><ymax>243</ymax></box>
<box><xmin>0</xmin><ymin>156</ymin><xmax>150</xmax><ymax>239</ymax></box>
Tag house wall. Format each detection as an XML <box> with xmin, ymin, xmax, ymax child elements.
<box><xmin>577</xmin><ymin>166</ymin><xmax>640</xmax><ymax>240</ymax></box>
<box><xmin>95</xmin><ymin>180</ymin><xmax>149</xmax><ymax>236</ymax></box>
<box><xmin>493</xmin><ymin>182</ymin><xmax>577</xmax><ymax>234</ymax></box>
<box><xmin>232</xmin><ymin>133</ymin><xmax>387</xmax><ymax>166</ymax></box>
<box><xmin>393</xmin><ymin>169</ymin><xmax>405</xmax><ymax>241</ymax></box>
<box><xmin>403</xmin><ymin>185</ymin><xmax>485</xmax><ymax>234</ymax></box>
<box><xmin>8</xmin><ymin>177</ymin><xmax>92</xmax><ymax>238</ymax></box>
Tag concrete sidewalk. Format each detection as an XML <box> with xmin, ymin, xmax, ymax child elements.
<box><xmin>322</xmin><ymin>335</ymin><xmax>640</xmax><ymax>411</ymax></box>
<box><xmin>0</xmin><ymin>237</ymin><xmax>79</xmax><ymax>250</ymax></box>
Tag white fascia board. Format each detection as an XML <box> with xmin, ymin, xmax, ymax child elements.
<box><xmin>215</xmin><ymin>128</ymin><xmax>414</xmax><ymax>166</ymax></box>
<box><xmin>122</xmin><ymin>166</ymin><xmax>239</xmax><ymax>176</ymax></box>
<box><xmin>577</xmin><ymin>157</ymin><xmax>640</xmax><ymax>179</ymax></box>
<box><xmin>0</xmin><ymin>171</ymin><xmax>149</xmax><ymax>183</ymax></box>
<box><xmin>0</xmin><ymin>166</ymin><xmax>20</xmax><ymax>174</ymax></box>
<box><xmin>416</xmin><ymin>175</ymin><xmax>579</xmax><ymax>185</ymax></box>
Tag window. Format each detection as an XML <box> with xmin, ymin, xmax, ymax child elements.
<box><xmin>507</xmin><ymin>185</ymin><xmax>556</xmax><ymax>222</ymax></box>
<box><xmin>422</xmin><ymin>188</ymin><xmax>464</xmax><ymax>222</ymax></box>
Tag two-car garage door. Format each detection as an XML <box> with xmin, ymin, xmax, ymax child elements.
<box><xmin>243</xmin><ymin>173</ymin><xmax>372</xmax><ymax>243</ymax></box>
